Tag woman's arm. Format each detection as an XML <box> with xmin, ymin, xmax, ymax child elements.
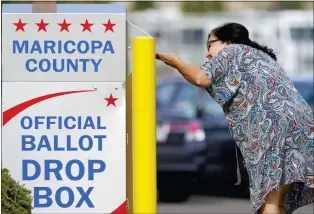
<box><xmin>157</xmin><ymin>44</ymin><xmax>242</xmax><ymax>106</ymax></box>
<box><xmin>156</xmin><ymin>53</ymin><xmax>211</xmax><ymax>88</ymax></box>
<box><xmin>175</xmin><ymin>61</ymin><xmax>211</xmax><ymax>88</ymax></box>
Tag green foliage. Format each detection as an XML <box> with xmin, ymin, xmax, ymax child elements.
<box><xmin>276</xmin><ymin>1</ymin><xmax>306</xmax><ymax>10</ymax></box>
<box><xmin>2</xmin><ymin>168</ymin><xmax>33</xmax><ymax>214</ymax></box>
<box><xmin>181</xmin><ymin>2</ymin><xmax>225</xmax><ymax>13</ymax></box>
<box><xmin>2</xmin><ymin>1</ymin><xmax>111</xmax><ymax>4</ymax></box>
<box><xmin>2</xmin><ymin>1</ymin><xmax>33</xmax><ymax>3</ymax></box>
<box><xmin>131</xmin><ymin>1</ymin><xmax>155</xmax><ymax>11</ymax></box>
<box><xmin>57</xmin><ymin>1</ymin><xmax>112</xmax><ymax>4</ymax></box>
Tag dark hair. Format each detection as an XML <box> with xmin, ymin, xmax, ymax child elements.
<box><xmin>209</xmin><ymin>23</ymin><xmax>277</xmax><ymax>61</ymax></box>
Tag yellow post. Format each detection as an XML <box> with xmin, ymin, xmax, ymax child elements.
<box><xmin>132</xmin><ymin>36</ymin><xmax>156</xmax><ymax>213</ymax></box>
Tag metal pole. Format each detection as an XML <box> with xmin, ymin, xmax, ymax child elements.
<box><xmin>32</xmin><ymin>1</ymin><xmax>56</xmax><ymax>13</ymax></box>
<box><xmin>126</xmin><ymin>73</ymin><xmax>134</xmax><ymax>213</ymax></box>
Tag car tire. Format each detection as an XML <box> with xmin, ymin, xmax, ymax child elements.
<box><xmin>158</xmin><ymin>185</ymin><xmax>191</xmax><ymax>202</ymax></box>
<box><xmin>158</xmin><ymin>173</ymin><xmax>194</xmax><ymax>202</ymax></box>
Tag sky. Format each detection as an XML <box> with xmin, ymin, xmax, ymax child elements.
<box><xmin>2</xmin><ymin>3</ymin><xmax>126</xmax><ymax>13</ymax></box>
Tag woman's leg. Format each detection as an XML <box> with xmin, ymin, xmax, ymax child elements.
<box><xmin>259</xmin><ymin>184</ymin><xmax>291</xmax><ymax>214</ymax></box>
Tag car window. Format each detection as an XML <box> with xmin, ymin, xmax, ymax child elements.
<box><xmin>163</xmin><ymin>83</ymin><xmax>198</xmax><ymax>118</ymax></box>
<box><xmin>173</xmin><ymin>83</ymin><xmax>198</xmax><ymax>103</ymax></box>
<box><xmin>203</xmin><ymin>100</ymin><xmax>225</xmax><ymax>117</ymax></box>
<box><xmin>200</xmin><ymin>89</ymin><xmax>225</xmax><ymax>117</ymax></box>
<box><xmin>168</xmin><ymin>83</ymin><xmax>225</xmax><ymax>118</ymax></box>
<box><xmin>293</xmin><ymin>81</ymin><xmax>314</xmax><ymax>109</ymax></box>
<box><xmin>156</xmin><ymin>82</ymin><xmax>177</xmax><ymax>108</ymax></box>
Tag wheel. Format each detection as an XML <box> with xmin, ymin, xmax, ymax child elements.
<box><xmin>158</xmin><ymin>185</ymin><xmax>191</xmax><ymax>202</ymax></box>
<box><xmin>157</xmin><ymin>173</ymin><xmax>194</xmax><ymax>202</ymax></box>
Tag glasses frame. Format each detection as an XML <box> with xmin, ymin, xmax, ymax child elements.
<box><xmin>206</xmin><ymin>39</ymin><xmax>220</xmax><ymax>50</ymax></box>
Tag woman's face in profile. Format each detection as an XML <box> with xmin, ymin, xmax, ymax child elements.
<box><xmin>206</xmin><ymin>34</ymin><xmax>227</xmax><ymax>59</ymax></box>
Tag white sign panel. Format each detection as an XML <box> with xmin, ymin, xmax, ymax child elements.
<box><xmin>2</xmin><ymin>4</ymin><xmax>126</xmax><ymax>214</ymax></box>
<box><xmin>2</xmin><ymin>5</ymin><xmax>126</xmax><ymax>82</ymax></box>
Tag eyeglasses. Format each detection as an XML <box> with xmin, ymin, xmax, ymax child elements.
<box><xmin>207</xmin><ymin>39</ymin><xmax>220</xmax><ymax>50</ymax></box>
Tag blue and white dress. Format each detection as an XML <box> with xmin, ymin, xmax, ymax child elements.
<box><xmin>200</xmin><ymin>44</ymin><xmax>314</xmax><ymax>214</ymax></box>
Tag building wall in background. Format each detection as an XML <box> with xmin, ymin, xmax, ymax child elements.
<box><xmin>127</xmin><ymin>9</ymin><xmax>313</xmax><ymax>77</ymax></box>
<box><xmin>121</xmin><ymin>1</ymin><xmax>313</xmax><ymax>12</ymax></box>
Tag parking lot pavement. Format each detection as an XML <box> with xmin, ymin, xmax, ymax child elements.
<box><xmin>158</xmin><ymin>196</ymin><xmax>313</xmax><ymax>214</ymax></box>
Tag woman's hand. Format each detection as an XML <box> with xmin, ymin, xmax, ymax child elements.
<box><xmin>156</xmin><ymin>53</ymin><xmax>182</xmax><ymax>69</ymax></box>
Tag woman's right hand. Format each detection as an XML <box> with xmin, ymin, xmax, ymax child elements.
<box><xmin>156</xmin><ymin>53</ymin><xmax>182</xmax><ymax>69</ymax></box>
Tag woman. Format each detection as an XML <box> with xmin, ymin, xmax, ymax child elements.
<box><xmin>156</xmin><ymin>23</ymin><xmax>314</xmax><ymax>214</ymax></box>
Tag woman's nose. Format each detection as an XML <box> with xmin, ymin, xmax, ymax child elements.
<box><xmin>205</xmin><ymin>52</ymin><xmax>211</xmax><ymax>59</ymax></box>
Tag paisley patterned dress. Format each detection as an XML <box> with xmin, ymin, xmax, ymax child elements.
<box><xmin>200</xmin><ymin>44</ymin><xmax>314</xmax><ymax>214</ymax></box>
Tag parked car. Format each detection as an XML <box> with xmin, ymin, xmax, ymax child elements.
<box><xmin>156</xmin><ymin>74</ymin><xmax>314</xmax><ymax>202</ymax></box>
<box><xmin>156</xmin><ymin>75</ymin><xmax>248</xmax><ymax>202</ymax></box>
<box><xmin>291</xmin><ymin>75</ymin><xmax>314</xmax><ymax>110</ymax></box>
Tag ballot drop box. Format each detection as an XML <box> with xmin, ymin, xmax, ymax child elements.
<box><xmin>2</xmin><ymin>4</ymin><xmax>127</xmax><ymax>213</ymax></box>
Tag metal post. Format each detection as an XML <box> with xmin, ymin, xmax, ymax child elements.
<box><xmin>32</xmin><ymin>1</ymin><xmax>56</xmax><ymax>13</ymax></box>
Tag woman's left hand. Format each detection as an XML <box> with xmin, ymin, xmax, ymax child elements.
<box><xmin>156</xmin><ymin>53</ymin><xmax>182</xmax><ymax>69</ymax></box>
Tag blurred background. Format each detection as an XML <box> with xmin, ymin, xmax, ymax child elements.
<box><xmin>126</xmin><ymin>1</ymin><xmax>314</xmax><ymax>213</ymax></box>
<box><xmin>126</xmin><ymin>1</ymin><xmax>313</xmax><ymax>77</ymax></box>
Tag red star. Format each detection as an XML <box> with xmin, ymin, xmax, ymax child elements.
<box><xmin>80</xmin><ymin>19</ymin><xmax>93</xmax><ymax>32</ymax></box>
<box><xmin>13</xmin><ymin>18</ymin><xmax>27</xmax><ymax>32</ymax></box>
<box><xmin>36</xmin><ymin>19</ymin><xmax>49</xmax><ymax>32</ymax></box>
<box><xmin>105</xmin><ymin>94</ymin><xmax>118</xmax><ymax>107</ymax></box>
<box><xmin>58</xmin><ymin>19</ymin><xmax>71</xmax><ymax>32</ymax></box>
<box><xmin>103</xmin><ymin>19</ymin><xmax>116</xmax><ymax>32</ymax></box>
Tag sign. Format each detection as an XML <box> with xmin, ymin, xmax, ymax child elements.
<box><xmin>2</xmin><ymin>4</ymin><xmax>126</xmax><ymax>213</ymax></box>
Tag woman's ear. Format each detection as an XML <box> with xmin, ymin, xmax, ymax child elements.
<box><xmin>222</xmin><ymin>42</ymin><xmax>228</xmax><ymax>48</ymax></box>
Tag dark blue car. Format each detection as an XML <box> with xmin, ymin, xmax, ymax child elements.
<box><xmin>156</xmin><ymin>74</ymin><xmax>313</xmax><ymax>202</ymax></box>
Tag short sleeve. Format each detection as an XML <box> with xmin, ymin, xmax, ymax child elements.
<box><xmin>200</xmin><ymin>44</ymin><xmax>242</xmax><ymax>106</ymax></box>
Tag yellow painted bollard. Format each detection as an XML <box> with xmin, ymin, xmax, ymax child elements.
<box><xmin>132</xmin><ymin>36</ymin><xmax>156</xmax><ymax>213</ymax></box>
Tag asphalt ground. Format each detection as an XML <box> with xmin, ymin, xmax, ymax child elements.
<box><xmin>158</xmin><ymin>195</ymin><xmax>313</xmax><ymax>214</ymax></box>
